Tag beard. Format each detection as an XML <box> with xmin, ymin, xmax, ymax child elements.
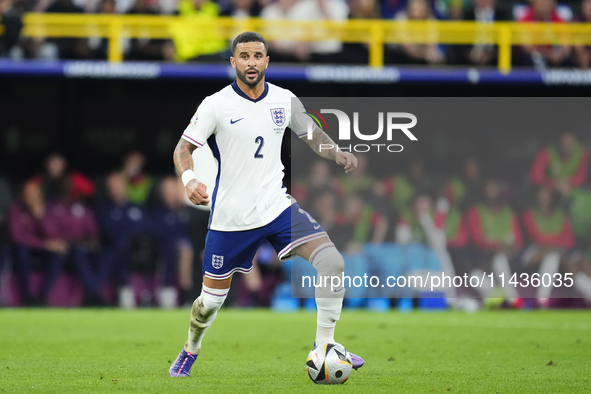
<box><xmin>236</xmin><ymin>67</ymin><xmax>265</xmax><ymax>88</ymax></box>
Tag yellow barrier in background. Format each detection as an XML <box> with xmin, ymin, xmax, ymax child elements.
<box><xmin>20</xmin><ymin>13</ymin><xmax>591</xmax><ymax>73</ymax></box>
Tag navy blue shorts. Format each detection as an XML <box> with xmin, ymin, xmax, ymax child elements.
<box><xmin>202</xmin><ymin>203</ymin><xmax>327</xmax><ymax>280</ymax></box>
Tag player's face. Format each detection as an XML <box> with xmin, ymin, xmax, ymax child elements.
<box><xmin>231</xmin><ymin>42</ymin><xmax>269</xmax><ymax>88</ymax></box>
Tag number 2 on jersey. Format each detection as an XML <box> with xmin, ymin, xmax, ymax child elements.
<box><xmin>254</xmin><ymin>136</ymin><xmax>264</xmax><ymax>159</ymax></box>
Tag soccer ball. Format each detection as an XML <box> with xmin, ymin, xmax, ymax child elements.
<box><xmin>306</xmin><ymin>343</ymin><xmax>353</xmax><ymax>384</ymax></box>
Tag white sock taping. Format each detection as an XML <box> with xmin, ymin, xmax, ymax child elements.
<box><xmin>185</xmin><ymin>285</ymin><xmax>228</xmax><ymax>354</ymax></box>
<box><xmin>316</xmin><ymin>326</ymin><xmax>336</xmax><ymax>347</ymax></box>
<box><xmin>310</xmin><ymin>242</ymin><xmax>345</xmax><ymax>346</ymax></box>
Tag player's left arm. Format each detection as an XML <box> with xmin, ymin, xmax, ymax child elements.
<box><xmin>302</xmin><ymin>124</ymin><xmax>358</xmax><ymax>173</ymax></box>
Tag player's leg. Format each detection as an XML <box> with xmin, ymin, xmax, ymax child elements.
<box><xmin>185</xmin><ymin>275</ymin><xmax>232</xmax><ymax>355</ymax></box>
<box><xmin>170</xmin><ymin>228</ymin><xmax>263</xmax><ymax>377</ymax></box>
<box><xmin>296</xmin><ymin>237</ymin><xmax>364</xmax><ymax>370</ymax></box>
<box><xmin>169</xmin><ymin>275</ymin><xmax>231</xmax><ymax>378</ymax></box>
<box><xmin>269</xmin><ymin>203</ymin><xmax>364</xmax><ymax>369</ymax></box>
<box><xmin>296</xmin><ymin>237</ymin><xmax>344</xmax><ymax>346</ymax></box>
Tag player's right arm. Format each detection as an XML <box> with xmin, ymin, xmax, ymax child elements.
<box><xmin>173</xmin><ymin>139</ymin><xmax>210</xmax><ymax>206</ymax></box>
<box><xmin>174</xmin><ymin>97</ymin><xmax>217</xmax><ymax>206</ymax></box>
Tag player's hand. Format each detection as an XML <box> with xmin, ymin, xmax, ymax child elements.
<box><xmin>335</xmin><ymin>152</ymin><xmax>358</xmax><ymax>173</ymax></box>
<box><xmin>186</xmin><ymin>179</ymin><xmax>210</xmax><ymax>206</ymax></box>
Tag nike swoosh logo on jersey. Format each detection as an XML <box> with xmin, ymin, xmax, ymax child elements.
<box><xmin>313</xmin><ymin>225</ymin><xmax>321</xmax><ymax>230</ymax></box>
<box><xmin>230</xmin><ymin>118</ymin><xmax>244</xmax><ymax>124</ymax></box>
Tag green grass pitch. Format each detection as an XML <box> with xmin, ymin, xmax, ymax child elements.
<box><xmin>1</xmin><ymin>308</ymin><xmax>590</xmax><ymax>393</ymax></box>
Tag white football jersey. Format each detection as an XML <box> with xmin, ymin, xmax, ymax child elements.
<box><xmin>181</xmin><ymin>81</ymin><xmax>308</xmax><ymax>231</ymax></box>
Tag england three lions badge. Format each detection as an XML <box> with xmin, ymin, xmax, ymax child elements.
<box><xmin>270</xmin><ymin>108</ymin><xmax>285</xmax><ymax>127</ymax></box>
<box><xmin>212</xmin><ymin>255</ymin><xmax>224</xmax><ymax>269</ymax></box>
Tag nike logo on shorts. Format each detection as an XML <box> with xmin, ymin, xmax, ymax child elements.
<box><xmin>230</xmin><ymin>118</ymin><xmax>244</xmax><ymax>124</ymax></box>
<box><xmin>314</xmin><ymin>225</ymin><xmax>321</xmax><ymax>230</ymax></box>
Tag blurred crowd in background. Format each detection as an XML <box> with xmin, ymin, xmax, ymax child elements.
<box><xmin>1</xmin><ymin>130</ymin><xmax>591</xmax><ymax>309</ymax></box>
<box><xmin>1</xmin><ymin>0</ymin><xmax>591</xmax><ymax>68</ymax></box>
<box><xmin>290</xmin><ymin>130</ymin><xmax>591</xmax><ymax>309</ymax></box>
<box><xmin>0</xmin><ymin>152</ymin><xmax>206</xmax><ymax>307</ymax></box>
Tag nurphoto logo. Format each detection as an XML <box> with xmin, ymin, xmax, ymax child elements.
<box><xmin>306</xmin><ymin>109</ymin><xmax>417</xmax><ymax>153</ymax></box>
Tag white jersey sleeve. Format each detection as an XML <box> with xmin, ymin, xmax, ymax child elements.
<box><xmin>288</xmin><ymin>94</ymin><xmax>311</xmax><ymax>139</ymax></box>
<box><xmin>181</xmin><ymin>97</ymin><xmax>217</xmax><ymax>148</ymax></box>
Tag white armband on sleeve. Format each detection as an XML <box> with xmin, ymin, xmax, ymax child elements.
<box><xmin>181</xmin><ymin>170</ymin><xmax>197</xmax><ymax>187</ymax></box>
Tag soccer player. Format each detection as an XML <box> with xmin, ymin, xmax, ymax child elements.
<box><xmin>169</xmin><ymin>31</ymin><xmax>364</xmax><ymax>377</ymax></box>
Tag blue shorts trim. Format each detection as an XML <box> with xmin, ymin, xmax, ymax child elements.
<box><xmin>202</xmin><ymin>202</ymin><xmax>326</xmax><ymax>280</ymax></box>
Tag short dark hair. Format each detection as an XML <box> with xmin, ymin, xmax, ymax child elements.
<box><xmin>232</xmin><ymin>32</ymin><xmax>268</xmax><ymax>55</ymax></box>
